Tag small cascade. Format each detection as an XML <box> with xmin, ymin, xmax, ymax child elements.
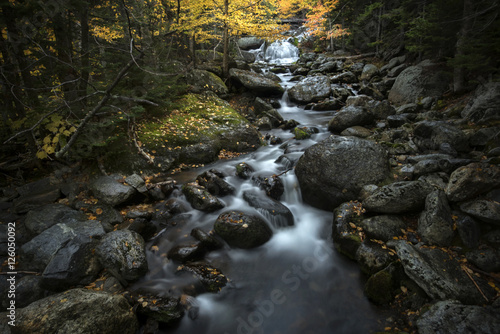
<box><xmin>264</xmin><ymin>38</ymin><xmax>300</xmax><ymax>65</ymax></box>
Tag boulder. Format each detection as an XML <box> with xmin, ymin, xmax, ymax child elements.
<box><xmin>186</xmin><ymin>69</ymin><xmax>228</xmax><ymax>95</ymax></box>
<box><xmin>418</xmin><ymin>190</ymin><xmax>455</xmax><ymax>246</ymax></box>
<box><xmin>393</xmin><ymin>241</ymin><xmax>495</xmax><ymax>304</ymax></box>
<box><xmin>355</xmin><ymin>240</ymin><xmax>396</xmax><ymax>275</ymax></box>
<box><xmin>330</xmin><ymin>71</ymin><xmax>357</xmax><ymax>84</ymax></box>
<box><xmin>229</xmin><ymin>68</ymin><xmax>284</xmax><ymax>96</ymax></box>
<box><xmin>446</xmin><ymin>163</ymin><xmax>500</xmax><ymax>202</ymax></box>
<box><xmin>96</xmin><ymin>230</ymin><xmax>148</xmax><ymax>282</ymax></box>
<box><xmin>460</xmin><ymin>199</ymin><xmax>500</xmax><ymax>225</ymax></box>
<box><xmin>417</xmin><ymin>300</ymin><xmax>500</xmax><ymax>334</ymax></box>
<box><xmin>363</xmin><ymin>181</ymin><xmax>433</xmax><ymax>214</ymax></box>
<box><xmin>461</xmin><ymin>82</ymin><xmax>500</xmax><ymax>125</ymax></box>
<box><xmin>235</xmin><ymin>162</ymin><xmax>255</xmax><ymax>179</ymax></box>
<box><xmin>388</xmin><ymin>60</ymin><xmax>449</xmax><ymax>106</ymax></box>
<box><xmin>360</xmin><ymin>64</ymin><xmax>378</xmax><ymax>81</ymax></box>
<box><xmin>288</xmin><ymin>75</ymin><xmax>331</xmax><ymax>104</ymax></box>
<box><xmin>251</xmin><ymin>173</ymin><xmax>284</xmax><ymax>200</ymax></box>
<box><xmin>332</xmin><ymin>201</ymin><xmax>366</xmax><ymax>259</ymax></box>
<box><xmin>295</xmin><ymin>136</ymin><xmax>391</xmax><ymax>211</ymax></box>
<box><xmin>21</xmin><ymin>220</ymin><xmax>105</xmax><ymax>271</ymax></box>
<box><xmin>237</xmin><ymin>37</ymin><xmax>264</xmax><ymax>50</ymax></box>
<box><xmin>12</xmin><ymin>176</ymin><xmax>62</xmax><ymax>213</ymax></box>
<box><xmin>132</xmin><ymin>294</ymin><xmax>184</xmax><ymax>324</ymax></box>
<box><xmin>41</xmin><ymin>234</ymin><xmax>102</xmax><ymax>291</ymax></box>
<box><xmin>466</xmin><ymin>247</ymin><xmax>500</xmax><ymax>272</ymax></box>
<box><xmin>90</xmin><ymin>175</ymin><xmax>137</xmax><ymax>207</ymax></box>
<box><xmin>413</xmin><ymin>121</ymin><xmax>469</xmax><ymax>153</ymax></box>
<box><xmin>196</xmin><ymin>170</ymin><xmax>235</xmax><ymax>196</ymax></box>
<box><xmin>24</xmin><ymin>204</ymin><xmax>86</xmax><ymax>235</ymax></box>
<box><xmin>13</xmin><ymin>288</ymin><xmax>138</xmax><ymax>334</ymax></box>
<box><xmin>358</xmin><ymin>215</ymin><xmax>408</xmax><ymax>242</ymax></box>
<box><xmin>176</xmin><ymin>263</ymin><xmax>228</xmax><ymax>293</ymax></box>
<box><xmin>214</xmin><ymin>210</ymin><xmax>272</xmax><ymax>249</ymax></box>
<box><xmin>328</xmin><ymin>105</ymin><xmax>374</xmax><ymax>133</ymax></box>
<box><xmin>340</xmin><ymin>126</ymin><xmax>372</xmax><ymax>138</ymax></box>
<box><xmin>182</xmin><ymin>182</ymin><xmax>225</xmax><ymax>212</ymax></box>
<box><xmin>242</xmin><ymin>190</ymin><xmax>294</xmax><ymax>227</ymax></box>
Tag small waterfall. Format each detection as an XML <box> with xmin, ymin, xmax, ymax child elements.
<box><xmin>264</xmin><ymin>38</ymin><xmax>299</xmax><ymax>65</ymax></box>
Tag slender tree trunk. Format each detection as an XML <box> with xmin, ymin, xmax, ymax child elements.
<box><xmin>79</xmin><ymin>1</ymin><xmax>90</xmax><ymax>108</ymax></box>
<box><xmin>223</xmin><ymin>0</ymin><xmax>230</xmax><ymax>78</ymax></box>
<box><xmin>453</xmin><ymin>0</ymin><xmax>473</xmax><ymax>93</ymax></box>
<box><xmin>53</xmin><ymin>11</ymin><xmax>77</xmax><ymax>104</ymax></box>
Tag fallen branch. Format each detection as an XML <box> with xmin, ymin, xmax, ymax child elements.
<box><xmin>129</xmin><ymin>122</ymin><xmax>154</xmax><ymax>165</ymax></box>
<box><xmin>55</xmin><ymin>52</ymin><xmax>143</xmax><ymax>159</ymax></box>
<box><xmin>461</xmin><ymin>264</ymin><xmax>489</xmax><ymax>302</ymax></box>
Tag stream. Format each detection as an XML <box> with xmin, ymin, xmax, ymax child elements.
<box><xmin>131</xmin><ymin>41</ymin><xmax>387</xmax><ymax>334</ymax></box>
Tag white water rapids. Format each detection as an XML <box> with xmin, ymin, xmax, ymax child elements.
<box><xmin>131</xmin><ymin>45</ymin><xmax>386</xmax><ymax>333</ymax></box>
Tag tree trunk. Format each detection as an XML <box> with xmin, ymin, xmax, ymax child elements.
<box><xmin>223</xmin><ymin>0</ymin><xmax>230</xmax><ymax>78</ymax></box>
<box><xmin>453</xmin><ymin>0</ymin><xmax>473</xmax><ymax>93</ymax></box>
<box><xmin>79</xmin><ymin>1</ymin><xmax>90</xmax><ymax>108</ymax></box>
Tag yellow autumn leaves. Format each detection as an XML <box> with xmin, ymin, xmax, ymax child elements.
<box><xmin>37</xmin><ymin>115</ymin><xmax>76</xmax><ymax>159</ymax></box>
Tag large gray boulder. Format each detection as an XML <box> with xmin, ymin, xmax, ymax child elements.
<box><xmin>418</xmin><ymin>190</ymin><xmax>455</xmax><ymax>246</ymax></box>
<box><xmin>12</xmin><ymin>289</ymin><xmax>138</xmax><ymax>334</ymax></box>
<box><xmin>96</xmin><ymin>230</ymin><xmax>148</xmax><ymax>282</ymax></box>
<box><xmin>393</xmin><ymin>241</ymin><xmax>495</xmax><ymax>304</ymax></box>
<box><xmin>363</xmin><ymin>181</ymin><xmax>433</xmax><ymax>214</ymax></box>
<box><xmin>21</xmin><ymin>220</ymin><xmax>105</xmax><ymax>271</ymax></box>
<box><xmin>288</xmin><ymin>75</ymin><xmax>331</xmax><ymax>104</ymax></box>
<box><xmin>328</xmin><ymin>105</ymin><xmax>374</xmax><ymax>133</ymax></box>
<box><xmin>229</xmin><ymin>68</ymin><xmax>284</xmax><ymax>96</ymax></box>
<box><xmin>413</xmin><ymin>121</ymin><xmax>469</xmax><ymax>153</ymax></box>
<box><xmin>237</xmin><ymin>37</ymin><xmax>264</xmax><ymax>50</ymax></box>
<box><xmin>446</xmin><ymin>163</ymin><xmax>500</xmax><ymax>202</ymax></box>
<box><xmin>295</xmin><ymin>136</ymin><xmax>391</xmax><ymax>211</ymax></box>
<box><xmin>91</xmin><ymin>175</ymin><xmax>137</xmax><ymax>207</ymax></box>
<box><xmin>417</xmin><ymin>300</ymin><xmax>500</xmax><ymax>334</ymax></box>
<box><xmin>460</xmin><ymin>199</ymin><xmax>500</xmax><ymax>225</ymax></box>
<box><xmin>461</xmin><ymin>82</ymin><xmax>500</xmax><ymax>125</ymax></box>
<box><xmin>388</xmin><ymin>60</ymin><xmax>449</xmax><ymax>106</ymax></box>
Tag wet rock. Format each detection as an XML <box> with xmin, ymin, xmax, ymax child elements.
<box><xmin>251</xmin><ymin>173</ymin><xmax>284</xmax><ymax>200</ymax></box>
<box><xmin>214</xmin><ymin>210</ymin><xmax>272</xmax><ymax>249</ymax></box>
<box><xmin>24</xmin><ymin>204</ymin><xmax>86</xmax><ymax>236</ymax></box>
<box><xmin>418</xmin><ymin>190</ymin><xmax>454</xmax><ymax>246</ymax></box>
<box><xmin>466</xmin><ymin>247</ymin><xmax>500</xmax><ymax>272</ymax></box>
<box><xmin>386</xmin><ymin>113</ymin><xmax>416</xmax><ymax>127</ymax></box>
<box><xmin>41</xmin><ymin>234</ymin><xmax>102</xmax><ymax>291</ymax></box>
<box><xmin>332</xmin><ymin>201</ymin><xmax>366</xmax><ymax>260</ymax></box>
<box><xmin>388</xmin><ymin>60</ymin><xmax>449</xmax><ymax>106</ymax></box>
<box><xmin>191</xmin><ymin>228</ymin><xmax>224</xmax><ymax>251</ymax></box>
<box><xmin>133</xmin><ymin>294</ymin><xmax>184</xmax><ymax>324</ymax></box>
<box><xmin>417</xmin><ymin>300</ymin><xmax>500</xmax><ymax>334</ymax></box>
<box><xmin>355</xmin><ymin>240</ymin><xmax>396</xmax><ymax>275</ymax></box>
<box><xmin>446</xmin><ymin>163</ymin><xmax>500</xmax><ymax>202</ymax></box>
<box><xmin>460</xmin><ymin>199</ymin><xmax>500</xmax><ymax>226</ymax></box>
<box><xmin>196</xmin><ymin>170</ymin><xmax>235</xmax><ymax>196</ymax></box>
<box><xmin>90</xmin><ymin>175</ymin><xmax>137</xmax><ymax>207</ymax></box>
<box><xmin>360</xmin><ymin>64</ymin><xmax>378</xmax><ymax>81</ymax></box>
<box><xmin>242</xmin><ymin>190</ymin><xmax>294</xmax><ymax>227</ymax></box>
<box><xmin>229</xmin><ymin>68</ymin><xmax>284</xmax><ymax>96</ymax></box>
<box><xmin>21</xmin><ymin>220</ymin><xmax>105</xmax><ymax>271</ymax></box>
<box><xmin>363</xmin><ymin>181</ymin><xmax>433</xmax><ymax>214</ymax></box>
<box><xmin>461</xmin><ymin>82</ymin><xmax>500</xmax><ymax>125</ymax></box>
<box><xmin>167</xmin><ymin>243</ymin><xmax>205</xmax><ymax>263</ymax></box>
<box><xmin>182</xmin><ymin>182</ymin><xmax>225</xmax><ymax>212</ymax></box>
<box><xmin>393</xmin><ymin>241</ymin><xmax>495</xmax><ymax>304</ymax></box>
<box><xmin>177</xmin><ymin>263</ymin><xmax>228</xmax><ymax>293</ymax></box>
<box><xmin>96</xmin><ymin>229</ymin><xmax>148</xmax><ymax>282</ymax></box>
<box><xmin>358</xmin><ymin>215</ymin><xmax>407</xmax><ymax>242</ymax></box>
<box><xmin>235</xmin><ymin>162</ymin><xmax>255</xmax><ymax>179</ymax></box>
<box><xmin>328</xmin><ymin>105</ymin><xmax>374</xmax><ymax>133</ymax></box>
<box><xmin>364</xmin><ymin>266</ymin><xmax>396</xmax><ymax>305</ymax></box>
<box><xmin>296</xmin><ymin>136</ymin><xmax>391</xmax><ymax>211</ymax></box>
<box><xmin>13</xmin><ymin>288</ymin><xmax>138</xmax><ymax>334</ymax></box>
<box><xmin>413</xmin><ymin>121</ymin><xmax>469</xmax><ymax>153</ymax></box>
<box><xmin>292</xmin><ymin>126</ymin><xmax>317</xmax><ymax>139</ymax></box>
<box><xmin>308</xmin><ymin>99</ymin><xmax>343</xmax><ymax>111</ymax></box>
<box><xmin>288</xmin><ymin>75</ymin><xmax>331</xmax><ymax>104</ymax></box>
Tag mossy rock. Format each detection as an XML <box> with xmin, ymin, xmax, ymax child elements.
<box><xmin>214</xmin><ymin>210</ymin><xmax>272</xmax><ymax>249</ymax></box>
<box><xmin>293</xmin><ymin>127</ymin><xmax>311</xmax><ymax>140</ymax></box>
<box><xmin>365</xmin><ymin>269</ymin><xmax>394</xmax><ymax>305</ymax></box>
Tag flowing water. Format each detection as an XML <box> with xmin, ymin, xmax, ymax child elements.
<box><xmin>132</xmin><ymin>44</ymin><xmax>386</xmax><ymax>333</ymax></box>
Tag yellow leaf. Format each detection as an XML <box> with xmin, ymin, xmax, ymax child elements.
<box><xmin>36</xmin><ymin>151</ymin><xmax>48</xmax><ymax>159</ymax></box>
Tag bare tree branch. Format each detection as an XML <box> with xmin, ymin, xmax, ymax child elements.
<box><xmin>55</xmin><ymin>52</ymin><xmax>144</xmax><ymax>158</ymax></box>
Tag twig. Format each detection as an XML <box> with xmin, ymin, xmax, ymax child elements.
<box><xmin>129</xmin><ymin>122</ymin><xmax>154</xmax><ymax>164</ymax></box>
<box><xmin>462</xmin><ymin>264</ymin><xmax>489</xmax><ymax>302</ymax></box>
